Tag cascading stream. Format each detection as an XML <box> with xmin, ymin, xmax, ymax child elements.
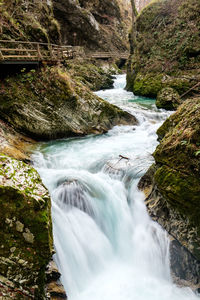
<box><xmin>33</xmin><ymin>75</ymin><xmax>199</xmax><ymax>300</ymax></box>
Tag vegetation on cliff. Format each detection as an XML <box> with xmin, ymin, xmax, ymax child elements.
<box><xmin>127</xmin><ymin>0</ymin><xmax>200</xmax><ymax>106</ymax></box>
<box><xmin>0</xmin><ymin>0</ymin><xmax>60</xmax><ymax>43</ymax></box>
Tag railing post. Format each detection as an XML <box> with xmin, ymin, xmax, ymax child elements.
<box><xmin>57</xmin><ymin>47</ymin><xmax>61</xmax><ymax>62</ymax></box>
<box><xmin>37</xmin><ymin>43</ymin><xmax>42</xmax><ymax>61</ymax></box>
<box><xmin>49</xmin><ymin>44</ymin><xmax>53</xmax><ymax>60</ymax></box>
<box><xmin>0</xmin><ymin>50</ymin><xmax>4</xmax><ymax>61</ymax></box>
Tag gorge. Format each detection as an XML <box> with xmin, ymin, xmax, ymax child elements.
<box><xmin>0</xmin><ymin>0</ymin><xmax>200</xmax><ymax>299</ymax></box>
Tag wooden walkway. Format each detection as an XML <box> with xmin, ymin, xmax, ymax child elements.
<box><xmin>0</xmin><ymin>40</ymin><xmax>76</xmax><ymax>64</ymax></box>
<box><xmin>0</xmin><ymin>40</ymin><xmax>129</xmax><ymax>64</ymax></box>
<box><xmin>88</xmin><ymin>52</ymin><xmax>129</xmax><ymax>60</ymax></box>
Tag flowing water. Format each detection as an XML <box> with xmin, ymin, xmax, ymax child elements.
<box><xmin>33</xmin><ymin>75</ymin><xmax>198</xmax><ymax>300</ymax></box>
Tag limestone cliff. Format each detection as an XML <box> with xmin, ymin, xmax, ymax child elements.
<box><xmin>139</xmin><ymin>97</ymin><xmax>200</xmax><ymax>286</ymax></box>
<box><xmin>127</xmin><ymin>0</ymin><xmax>200</xmax><ymax>108</ymax></box>
<box><xmin>52</xmin><ymin>0</ymin><xmax>131</xmax><ymax>52</ymax></box>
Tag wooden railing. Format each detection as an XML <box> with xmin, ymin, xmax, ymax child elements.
<box><xmin>0</xmin><ymin>40</ymin><xmax>76</xmax><ymax>62</ymax></box>
<box><xmin>0</xmin><ymin>40</ymin><xmax>129</xmax><ymax>63</ymax></box>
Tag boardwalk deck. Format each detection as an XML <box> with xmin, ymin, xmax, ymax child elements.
<box><xmin>0</xmin><ymin>40</ymin><xmax>75</xmax><ymax>64</ymax></box>
<box><xmin>0</xmin><ymin>40</ymin><xmax>129</xmax><ymax>64</ymax></box>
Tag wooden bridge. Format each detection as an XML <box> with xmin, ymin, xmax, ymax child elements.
<box><xmin>0</xmin><ymin>40</ymin><xmax>129</xmax><ymax>64</ymax></box>
<box><xmin>88</xmin><ymin>52</ymin><xmax>129</xmax><ymax>60</ymax></box>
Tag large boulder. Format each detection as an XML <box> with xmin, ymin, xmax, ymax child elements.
<box><xmin>0</xmin><ymin>67</ymin><xmax>137</xmax><ymax>140</ymax></box>
<box><xmin>156</xmin><ymin>87</ymin><xmax>181</xmax><ymax>110</ymax></box>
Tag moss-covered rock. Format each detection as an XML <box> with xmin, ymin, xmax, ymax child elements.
<box><xmin>156</xmin><ymin>87</ymin><xmax>181</xmax><ymax>110</ymax></box>
<box><xmin>0</xmin><ymin>154</ymin><xmax>52</xmax><ymax>298</ymax></box>
<box><xmin>154</xmin><ymin>97</ymin><xmax>200</xmax><ymax>247</ymax></box>
<box><xmin>138</xmin><ymin>97</ymin><xmax>200</xmax><ymax>285</ymax></box>
<box><xmin>0</xmin><ymin>66</ymin><xmax>137</xmax><ymax>140</ymax></box>
<box><xmin>127</xmin><ymin>0</ymin><xmax>200</xmax><ymax>105</ymax></box>
<box><xmin>66</xmin><ymin>61</ymin><xmax>115</xmax><ymax>91</ymax></box>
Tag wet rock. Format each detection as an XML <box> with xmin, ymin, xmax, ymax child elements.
<box><xmin>170</xmin><ymin>239</ymin><xmax>200</xmax><ymax>285</ymax></box>
<box><xmin>0</xmin><ymin>67</ymin><xmax>137</xmax><ymax>141</ymax></box>
<box><xmin>46</xmin><ymin>261</ymin><xmax>61</xmax><ymax>283</ymax></box>
<box><xmin>52</xmin><ymin>0</ymin><xmax>131</xmax><ymax>52</ymax></box>
<box><xmin>138</xmin><ymin>97</ymin><xmax>200</xmax><ymax>286</ymax></box>
<box><xmin>47</xmin><ymin>281</ymin><xmax>67</xmax><ymax>299</ymax></box>
<box><xmin>46</xmin><ymin>260</ymin><xmax>67</xmax><ymax>299</ymax></box>
<box><xmin>55</xmin><ymin>179</ymin><xmax>94</xmax><ymax>216</ymax></box>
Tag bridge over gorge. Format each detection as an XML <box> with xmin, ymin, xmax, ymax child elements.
<box><xmin>0</xmin><ymin>40</ymin><xmax>129</xmax><ymax>65</ymax></box>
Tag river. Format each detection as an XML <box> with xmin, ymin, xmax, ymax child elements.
<box><xmin>33</xmin><ymin>75</ymin><xmax>198</xmax><ymax>300</ymax></box>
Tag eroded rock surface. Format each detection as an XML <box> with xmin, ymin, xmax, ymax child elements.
<box><xmin>53</xmin><ymin>0</ymin><xmax>131</xmax><ymax>51</ymax></box>
<box><xmin>138</xmin><ymin>97</ymin><xmax>200</xmax><ymax>286</ymax></box>
<box><xmin>0</xmin><ymin>67</ymin><xmax>137</xmax><ymax>141</ymax></box>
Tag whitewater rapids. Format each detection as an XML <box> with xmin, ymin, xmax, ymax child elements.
<box><xmin>33</xmin><ymin>75</ymin><xmax>199</xmax><ymax>300</ymax></box>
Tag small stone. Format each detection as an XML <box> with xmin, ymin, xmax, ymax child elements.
<box><xmin>23</xmin><ymin>228</ymin><xmax>34</xmax><ymax>244</ymax></box>
<box><xmin>10</xmin><ymin>247</ymin><xmax>16</xmax><ymax>253</ymax></box>
<box><xmin>18</xmin><ymin>259</ymin><xmax>26</xmax><ymax>265</ymax></box>
<box><xmin>5</xmin><ymin>218</ymin><xmax>11</xmax><ymax>224</ymax></box>
<box><xmin>16</xmin><ymin>221</ymin><xmax>24</xmax><ymax>232</ymax></box>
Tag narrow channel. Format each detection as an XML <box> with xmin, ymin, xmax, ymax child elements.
<box><xmin>33</xmin><ymin>75</ymin><xmax>198</xmax><ymax>300</ymax></box>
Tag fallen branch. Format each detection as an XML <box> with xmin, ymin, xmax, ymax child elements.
<box><xmin>119</xmin><ymin>155</ymin><xmax>130</xmax><ymax>160</ymax></box>
<box><xmin>180</xmin><ymin>82</ymin><xmax>200</xmax><ymax>98</ymax></box>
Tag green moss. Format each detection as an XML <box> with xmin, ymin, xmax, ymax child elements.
<box><xmin>133</xmin><ymin>73</ymin><xmax>163</xmax><ymax>97</ymax></box>
<box><xmin>0</xmin><ymin>154</ymin><xmax>52</xmax><ymax>298</ymax></box>
<box><xmin>127</xmin><ymin>0</ymin><xmax>200</xmax><ymax>101</ymax></box>
<box><xmin>154</xmin><ymin>165</ymin><xmax>200</xmax><ymax>226</ymax></box>
<box><xmin>66</xmin><ymin>61</ymin><xmax>114</xmax><ymax>91</ymax></box>
<box><xmin>0</xmin><ymin>0</ymin><xmax>61</xmax><ymax>44</ymax></box>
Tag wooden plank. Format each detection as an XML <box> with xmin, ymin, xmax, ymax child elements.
<box><xmin>0</xmin><ymin>48</ymin><xmax>37</xmax><ymax>52</ymax></box>
<box><xmin>4</xmin><ymin>55</ymin><xmax>39</xmax><ymax>58</ymax></box>
<box><xmin>0</xmin><ymin>50</ymin><xmax>4</xmax><ymax>60</ymax></box>
<box><xmin>0</xmin><ymin>39</ymin><xmax>61</xmax><ymax>47</ymax></box>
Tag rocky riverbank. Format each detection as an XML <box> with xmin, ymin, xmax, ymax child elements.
<box><xmin>138</xmin><ymin>97</ymin><xmax>200</xmax><ymax>287</ymax></box>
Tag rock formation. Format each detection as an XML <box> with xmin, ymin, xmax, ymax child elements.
<box><xmin>138</xmin><ymin>97</ymin><xmax>200</xmax><ymax>286</ymax></box>
<box><xmin>52</xmin><ymin>0</ymin><xmax>132</xmax><ymax>52</ymax></box>
<box><xmin>127</xmin><ymin>0</ymin><xmax>200</xmax><ymax>108</ymax></box>
<box><xmin>0</xmin><ymin>66</ymin><xmax>137</xmax><ymax>140</ymax></box>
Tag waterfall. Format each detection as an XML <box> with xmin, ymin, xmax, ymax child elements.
<box><xmin>33</xmin><ymin>75</ymin><xmax>198</xmax><ymax>300</ymax></box>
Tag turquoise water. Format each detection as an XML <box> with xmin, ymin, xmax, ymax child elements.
<box><xmin>33</xmin><ymin>75</ymin><xmax>198</xmax><ymax>300</ymax></box>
